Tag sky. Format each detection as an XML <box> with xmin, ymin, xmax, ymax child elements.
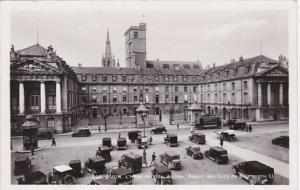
<box><xmin>10</xmin><ymin>7</ymin><xmax>288</xmax><ymax>68</ymax></box>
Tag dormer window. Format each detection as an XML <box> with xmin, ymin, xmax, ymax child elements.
<box><xmin>183</xmin><ymin>76</ymin><xmax>187</xmax><ymax>82</ymax></box>
<box><xmin>134</xmin><ymin>31</ymin><xmax>138</xmax><ymax>38</ymax></box>
<box><xmin>102</xmin><ymin>75</ymin><xmax>107</xmax><ymax>82</ymax></box>
<box><xmin>122</xmin><ymin>75</ymin><xmax>127</xmax><ymax>82</ymax></box>
<box><xmin>123</xmin><ymin>87</ymin><xmax>127</xmax><ymax>92</ymax></box>
<box><xmin>82</xmin><ymin>74</ymin><xmax>86</xmax><ymax>81</ymax></box>
<box><xmin>245</xmin><ymin>66</ymin><xmax>250</xmax><ymax>74</ymax></box>
<box><xmin>92</xmin><ymin>74</ymin><xmax>97</xmax><ymax>81</ymax></box>
<box><xmin>233</xmin><ymin>68</ymin><xmax>237</xmax><ymax>76</ymax></box>
<box><xmin>216</xmin><ymin>72</ymin><xmax>220</xmax><ymax>79</ymax></box>
<box><xmin>209</xmin><ymin>74</ymin><xmax>212</xmax><ymax>80</ymax></box>
<box><xmin>174</xmin><ymin>76</ymin><xmax>178</xmax><ymax>82</ymax></box>
<box><xmin>112</xmin><ymin>75</ymin><xmax>117</xmax><ymax>82</ymax></box>
<box><xmin>201</xmin><ymin>75</ymin><xmax>205</xmax><ymax>80</ymax></box>
<box><xmin>155</xmin><ymin>75</ymin><xmax>159</xmax><ymax>82</ymax></box>
<box><xmin>224</xmin><ymin>71</ymin><xmax>229</xmax><ymax>77</ymax></box>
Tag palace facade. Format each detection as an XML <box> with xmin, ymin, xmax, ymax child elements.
<box><xmin>10</xmin><ymin>23</ymin><xmax>289</xmax><ymax>134</ymax></box>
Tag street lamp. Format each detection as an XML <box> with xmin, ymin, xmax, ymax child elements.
<box><xmin>141</xmin><ymin>111</ymin><xmax>148</xmax><ymax>166</ymax></box>
<box><xmin>103</xmin><ymin>112</ymin><xmax>108</xmax><ymax>132</ymax></box>
<box><xmin>141</xmin><ymin>112</ymin><xmax>147</xmax><ymax>137</ymax></box>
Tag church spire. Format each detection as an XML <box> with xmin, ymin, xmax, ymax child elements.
<box><xmin>102</xmin><ymin>29</ymin><xmax>115</xmax><ymax>67</ymax></box>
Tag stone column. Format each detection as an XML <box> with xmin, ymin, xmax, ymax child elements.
<box><xmin>56</xmin><ymin>81</ymin><xmax>62</xmax><ymax>113</ymax></box>
<box><xmin>19</xmin><ymin>82</ymin><xmax>25</xmax><ymax>114</ymax></box>
<box><xmin>257</xmin><ymin>83</ymin><xmax>262</xmax><ymax>106</ymax></box>
<box><xmin>40</xmin><ymin>81</ymin><xmax>46</xmax><ymax>113</ymax></box>
<box><xmin>279</xmin><ymin>83</ymin><xmax>283</xmax><ymax>106</ymax></box>
<box><xmin>267</xmin><ymin>83</ymin><xmax>271</xmax><ymax>106</ymax></box>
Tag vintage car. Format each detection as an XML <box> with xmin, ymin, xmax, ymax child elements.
<box><xmin>160</xmin><ymin>151</ymin><xmax>182</xmax><ymax>170</ymax></box>
<box><xmin>185</xmin><ymin>146</ymin><xmax>203</xmax><ymax>159</ymax></box>
<box><xmin>223</xmin><ymin>118</ymin><xmax>237</xmax><ymax>126</ymax></box>
<box><xmin>69</xmin><ymin>160</ymin><xmax>84</xmax><ymax>177</ymax></box>
<box><xmin>216</xmin><ymin>130</ymin><xmax>237</xmax><ymax>142</ymax></box>
<box><xmin>23</xmin><ymin>171</ymin><xmax>47</xmax><ymax>184</ymax></box>
<box><xmin>188</xmin><ymin>133</ymin><xmax>206</xmax><ymax>144</ymax></box>
<box><xmin>117</xmin><ymin>137</ymin><xmax>127</xmax><ymax>150</ymax></box>
<box><xmin>232</xmin><ymin>161</ymin><xmax>274</xmax><ymax>185</ymax></box>
<box><xmin>84</xmin><ymin>157</ymin><xmax>106</xmax><ymax>175</ymax></box>
<box><xmin>128</xmin><ymin>130</ymin><xmax>141</xmax><ymax>143</ymax></box>
<box><xmin>89</xmin><ymin>178</ymin><xmax>118</xmax><ymax>185</ymax></box>
<box><xmin>96</xmin><ymin>145</ymin><xmax>111</xmax><ymax>162</ymax></box>
<box><xmin>110</xmin><ymin>167</ymin><xmax>133</xmax><ymax>185</ymax></box>
<box><xmin>230</xmin><ymin>120</ymin><xmax>247</xmax><ymax>130</ymax></box>
<box><xmin>118</xmin><ymin>152</ymin><xmax>143</xmax><ymax>174</ymax></box>
<box><xmin>205</xmin><ymin>146</ymin><xmax>229</xmax><ymax>164</ymax></box>
<box><xmin>102</xmin><ymin>137</ymin><xmax>113</xmax><ymax>150</ymax></box>
<box><xmin>14</xmin><ymin>156</ymin><xmax>32</xmax><ymax>176</ymax></box>
<box><xmin>136</xmin><ymin>135</ymin><xmax>151</xmax><ymax>149</ymax></box>
<box><xmin>37</xmin><ymin>129</ymin><xmax>53</xmax><ymax>140</ymax></box>
<box><xmin>272</xmin><ymin>136</ymin><xmax>289</xmax><ymax>148</ymax></box>
<box><xmin>151</xmin><ymin>164</ymin><xmax>173</xmax><ymax>185</ymax></box>
<box><xmin>53</xmin><ymin>164</ymin><xmax>75</xmax><ymax>184</ymax></box>
<box><xmin>71</xmin><ymin>128</ymin><xmax>91</xmax><ymax>137</ymax></box>
<box><xmin>151</xmin><ymin>126</ymin><xmax>167</xmax><ymax>134</ymax></box>
<box><xmin>164</xmin><ymin>134</ymin><xmax>179</xmax><ymax>147</ymax></box>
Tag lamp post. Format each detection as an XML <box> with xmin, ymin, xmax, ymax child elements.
<box><xmin>141</xmin><ymin>111</ymin><xmax>148</xmax><ymax>166</ymax></box>
<box><xmin>103</xmin><ymin>112</ymin><xmax>108</xmax><ymax>132</ymax></box>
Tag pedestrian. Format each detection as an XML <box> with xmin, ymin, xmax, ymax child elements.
<box><xmin>177</xmin><ymin>123</ymin><xmax>179</xmax><ymax>130</ymax></box>
<box><xmin>118</xmin><ymin>132</ymin><xmax>121</xmax><ymax>138</ymax></box>
<box><xmin>51</xmin><ymin>137</ymin><xmax>56</xmax><ymax>147</ymax></box>
<box><xmin>249</xmin><ymin>125</ymin><xmax>252</xmax><ymax>133</ymax></box>
<box><xmin>151</xmin><ymin>152</ymin><xmax>156</xmax><ymax>166</ymax></box>
<box><xmin>149</xmin><ymin>136</ymin><xmax>153</xmax><ymax>145</ymax></box>
<box><xmin>31</xmin><ymin>145</ymin><xmax>34</xmax><ymax>155</ymax></box>
<box><xmin>98</xmin><ymin>125</ymin><xmax>101</xmax><ymax>133</ymax></box>
<box><xmin>220</xmin><ymin>135</ymin><xmax>224</xmax><ymax>147</ymax></box>
<box><xmin>48</xmin><ymin>172</ymin><xmax>54</xmax><ymax>184</ymax></box>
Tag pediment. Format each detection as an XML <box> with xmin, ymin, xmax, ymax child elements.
<box><xmin>11</xmin><ymin>60</ymin><xmax>61</xmax><ymax>74</ymax></box>
<box><xmin>257</xmin><ymin>66</ymin><xmax>288</xmax><ymax>77</ymax></box>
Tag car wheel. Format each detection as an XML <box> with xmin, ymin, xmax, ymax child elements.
<box><xmin>192</xmin><ymin>154</ymin><xmax>196</xmax><ymax>159</ymax></box>
<box><xmin>249</xmin><ymin>177</ymin><xmax>256</xmax><ymax>185</ymax></box>
<box><xmin>232</xmin><ymin>168</ymin><xmax>238</xmax><ymax>176</ymax></box>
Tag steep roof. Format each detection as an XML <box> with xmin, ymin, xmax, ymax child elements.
<box><xmin>18</xmin><ymin>43</ymin><xmax>48</xmax><ymax>57</ymax></box>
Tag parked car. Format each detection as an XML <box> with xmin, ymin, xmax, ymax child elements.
<box><xmin>232</xmin><ymin>161</ymin><xmax>274</xmax><ymax>184</ymax></box>
<box><xmin>160</xmin><ymin>151</ymin><xmax>182</xmax><ymax>170</ymax></box>
<box><xmin>151</xmin><ymin>164</ymin><xmax>173</xmax><ymax>185</ymax></box>
<box><xmin>102</xmin><ymin>137</ymin><xmax>113</xmax><ymax>150</ymax></box>
<box><xmin>84</xmin><ymin>157</ymin><xmax>106</xmax><ymax>175</ymax></box>
<box><xmin>216</xmin><ymin>130</ymin><xmax>237</xmax><ymax>142</ymax></box>
<box><xmin>272</xmin><ymin>136</ymin><xmax>289</xmax><ymax>148</ymax></box>
<box><xmin>37</xmin><ymin>129</ymin><xmax>53</xmax><ymax>140</ymax></box>
<box><xmin>24</xmin><ymin>171</ymin><xmax>47</xmax><ymax>184</ymax></box>
<box><xmin>136</xmin><ymin>135</ymin><xmax>151</xmax><ymax>149</ymax></box>
<box><xmin>164</xmin><ymin>134</ymin><xmax>179</xmax><ymax>147</ymax></box>
<box><xmin>128</xmin><ymin>130</ymin><xmax>141</xmax><ymax>143</ymax></box>
<box><xmin>72</xmin><ymin>128</ymin><xmax>91</xmax><ymax>137</ymax></box>
<box><xmin>14</xmin><ymin>156</ymin><xmax>31</xmax><ymax>176</ymax></box>
<box><xmin>205</xmin><ymin>146</ymin><xmax>229</xmax><ymax>164</ymax></box>
<box><xmin>96</xmin><ymin>146</ymin><xmax>112</xmax><ymax>162</ymax></box>
<box><xmin>230</xmin><ymin>121</ymin><xmax>246</xmax><ymax>130</ymax></box>
<box><xmin>185</xmin><ymin>146</ymin><xmax>203</xmax><ymax>159</ymax></box>
<box><xmin>110</xmin><ymin>167</ymin><xmax>133</xmax><ymax>185</ymax></box>
<box><xmin>53</xmin><ymin>164</ymin><xmax>75</xmax><ymax>184</ymax></box>
<box><xmin>117</xmin><ymin>137</ymin><xmax>127</xmax><ymax>150</ymax></box>
<box><xmin>151</xmin><ymin>126</ymin><xmax>167</xmax><ymax>134</ymax></box>
<box><xmin>89</xmin><ymin>178</ymin><xmax>117</xmax><ymax>185</ymax></box>
<box><xmin>118</xmin><ymin>152</ymin><xmax>143</xmax><ymax>174</ymax></box>
<box><xmin>69</xmin><ymin>160</ymin><xmax>84</xmax><ymax>177</ymax></box>
<box><xmin>188</xmin><ymin>133</ymin><xmax>206</xmax><ymax>144</ymax></box>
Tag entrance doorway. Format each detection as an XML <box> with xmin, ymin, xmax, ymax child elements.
<box><xmin>92</xmin><ymin>108</ymin><xmax>97</xmax><ymax>118</ymax></box>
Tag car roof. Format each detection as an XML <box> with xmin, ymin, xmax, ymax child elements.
<box><xmin>90</xmin><ymin>156</ymin><xmax>105</xmax><ymax>162</ymax></box>
<box><xmin>243</xmin><ymin>161</ymin><xmax>273</xmax><ymax>170</ymax></box>
<box><xmin>211</xmin><ymin>146</ymin><xmax>227</xmax><ymax>152</ymax></box>
<box><xmin>15</xmin><ymin>156</ymin><xmax>29</xmax><ymax>162</ymax></box>
<box><xmin>155</xmin><ymin>164</ymin><xmax>171</xmax><ymax>174</ymax></box>
<box><xmin>190</xmin><ymin>146</ymin><xmax>201</xmax><ymax>151</ymax></box>
<box><xmin>69</xmin><ymin>160</ymin><xmax>81</xmax><ymax>164</ymax></box>
<box><xmin>100</xmin><ymin>146</ymin><xmax>111</xmax><ymax>150</ymax></box>
<box><xmin>125</xmin><ymin>152</ymin><xmax>142</xmax><ymax>159</ymax></box>
<box><xmin>53</xmin><ymin>164</ymin><xmax>73</xmax><ymax>172</ymax></box>
<box><xmin>168</xmin><ymin>133</ymin><xmax>177</xmax><ymax>137</ymax></box>
<box><xmin>112</xmin><ymin>167</ymin><xmax>132</xmax><ymax>175</ymax></box>
<box><xmin>219</xmin><ymin>130</ymin><xmax>236</xmax><ymax>134</ymax></box>
<box><xmin>165</xmin><ymin>151</ymin><xmax>179</xmax><ymax>157</ymax></box>
<box><xmin>193</xmin><ymin>133</ymin><xmax>205</xmax><ymax>136</ymax></box>
<box><xmin>102</xmin><ymin>137</ymin><xmax>111</xmax><ymax>140</ymax></box>
<box><xmin>118</xmin><ymin>137</ymin><xmax>126</xmax><ymax>141</ymax></box>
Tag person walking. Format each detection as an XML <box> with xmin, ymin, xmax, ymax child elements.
<box><xmin>220</xmin><ymin>135</ymin><xmax>224</xmax><ymax>147</ymax></box>
<box><xmin>31</xmin><ymin>145</ymin><xmax>34</xmax><ymax>155</ymax></box>
<box><xmin>177</xmin><ymin>123</ymin><xmax>179</xmax><ymax>130</ymax></box>
<box><xmin>51</xmin><ymin>137</ymin><xmax>56</xmax><ymax>147</ymax></box>
<box><xmin>249</xmin><ymin>125</ymin><xmax>252</xmax><ymax>133</ymax></box>
<box><xmin>98</xmin><ymin>125</ymin><xmax>101</xmax><ymax>133</ymax></box>
<box><xmin>151</xmin><ymin>152</ymin><xmax>156</xmax><ymax>166</ymax></box>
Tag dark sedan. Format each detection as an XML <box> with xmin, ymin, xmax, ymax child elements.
<box><xmin>151</xmin><ymin>127</ymin><xmax>167</xmax><ymax>134</ymax></box>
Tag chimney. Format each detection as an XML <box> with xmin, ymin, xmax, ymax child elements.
<box><xmin>213</xmin><ymin>63</ymin><xmax>216</xmax><ymax>69</ymax></box>
<box><xmin>78</xmin><ymin>63</ymin><xmax>82</xmax><ymax>67</ymax></box>
<box><xmin>239</xmin><ymin>56</ymin><xmax>243</xmax><ymax>62</ymax></box>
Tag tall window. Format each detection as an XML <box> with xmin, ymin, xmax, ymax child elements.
<box><xmin>200</xmin><ymin>94</ymin><xmax>203</xmax><ymax>102</ymax></box>
<box><xmin>232</xmin><ymin>82</ymin><xmax>235</xmax><ymax>90</ymax></box>
<box><xmin>165</xmin><ymin>76</ymin><xmax>169</xmax><ymax>82</ymax></box>
<box><xmin>165</xmin><ymin>86</ymin><xmax>169</xmax><ymax>92</ymax></box>
<box><xmin>173</xmin><ymin>76</ymin><xmax>178</xmax><ymax>82</ymax></box>
<box><xmin>103</xmin><ymin>95</ymin><xmax>107</xmax><ymax>103</ymax></box>
<box><xmin>123</xmin><ymin>95</ymin><xmax>127</xmax><ymax>102</ymax></box>
<box><xmin>223</xmin><ymin>83</ymin><xmax>226</xmax><ymax>91</ymax></box>
<box><xmin>207</xmin><ymin>94</ymin><xmax>210</xmax><ymax>103</ymax></box>
<box><xmin>92</xmin><ymin>95</ymin><xmax>97</xmax><ymax>103</ymax></box>
<box><xmin>243</xmin><ymin>92</ymin><xmax>249</xmax><ymax>104</ymax></box>
<box><xmin>243</xmin><ymin>81</ymin><xmax>248</xmax><ymax>90</ymax></box>
<box><xmin>48</xmin><ymin>96</ymin><xmax>56</xmax><ymax>109</ymax></box>
<box><xmin>175</xmin><ymin>96</ymin><xmax>178</xmax><ymax>103</ymax></box>
<box><xmin>193</xmin><ymin>86</ymin><xmax>197</xmax><ymax>92</ymax></box>
<box><xmin>183</xmin><ymin>76</ymin><xmax>187</xmax><ymax>82</ymax></box>
<box><xmin>155</xmin><ymin>75</ymin><xmax>159</xmax><ymax>82</ymax></box>
<box><xmin>207</xmin><ymin>85</ymin><xmax>210</xmax><ymax>92</ymax></box>
<box><xmin>92</xmin><ymin>74</ymin><xmax>97</xmax><ymax>81</ymax></box>
<box><xmin>82</xmin><ymin>74</ymin><xmax>86</xmax><ymax>81</ymax></box>
<box><xmin>92</xmin><ymin>87</ymin><xmax>97</xmax><ymax>92</ymax></box>
<box><xmin>156</xmin><ymin>95</ymin><xmax>160</xmax><ymax>103</ymax></box>
<box><xmin>122</xmin><ymin>76</ymin><xmax>127</xmax><ymax>82</ymax></box>
<box><xmin>47</xmin><ymin>119</ymin><xmax>55</xmax><ymax>130</ymax></box>
<box><xmin>134</xmin><ymin>96</ymin><xmax>138</xmax><ymax>102</ymax></box>
<box><xmin>184</xmin><ymin>86</ymin><xmax>188</xmax><ymax>92</ymax></box>
<box><xmin>113</xmin><ymin>96</ymin><xmax>118</xmax><ymax>103</ymax></box>
<box><xmin>30</xmin><ymin>95</ymin><xmax>40</xmax><ymax>110</ymax></box>
<box><xmin>102</xmin><ymin>75</ymin><xmax>107</xmax><ymax>82</ymax></box>
<box><xmin>231</xmin><ymin>93</ymin><xmax>236</xmax><ymax>103</ymax></box>
<box><xmin>134</xmin><ymin>31</ymin><xmax>138</xmax><ymax>38</ymax></box>
<box><xmin>184</xmin><ymin>95</ymin><xmax>188</xmax><ymax>103</ymax></box>
<box><xmin>214</xmin><ymin>94</ymin><xmax>218</xmax><ymax>103</ymax></box>
<box><xmin>175</xmin><ymin>86</ymin><xmax>178</xmax><ymax>92</ymax></box>
<box><xmin>165</xmin><ymin>94</ymin><xmax>169</xmax><ymax>102</ymax></box>
<box><xmin>112</xmin><ymin>75</ymin><xmax>117</xmax><ymax>82</ymax></box>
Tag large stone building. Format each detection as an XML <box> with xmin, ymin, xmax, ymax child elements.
<box><xmin>10</xmin><ymin>22</ymin><xmax>289</xmax><ymax>134</ymax></box>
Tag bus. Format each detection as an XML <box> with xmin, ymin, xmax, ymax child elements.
<box><xmin>195</xmin><ymin>115</ymin><xmax>221</xmax><ymax>129</ymax></box>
